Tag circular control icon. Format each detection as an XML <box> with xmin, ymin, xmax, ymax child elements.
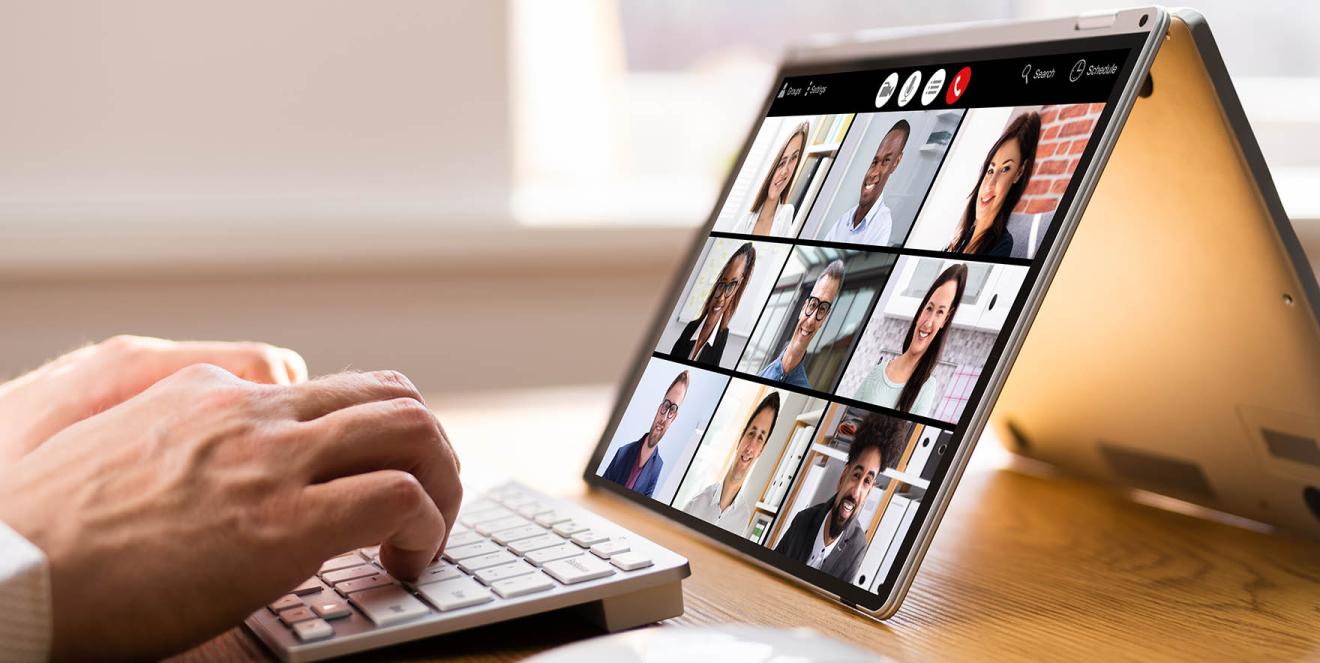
<box><xmin>1070</xmin><ymin>59</ymin><xmax>1086</xmax><ymax>82</ymax></box>
<box><xmin>897</xmin><ymin>71</ymin><xmax>922</xmax><ymax>107</ymax></box>
<box><xmin>921</xmin><ymin>69</ymin><xmax>946</xmax><ymax>105</ymax></box>
<box><xmin>945</xmin><ymin>66</ymin><xmax>971</xmax><ymax>104</ymax></box>
<box><xmin>875</xmin><ymin>72</ymin><xmax>899</xmax><ymax>108</ymax></box>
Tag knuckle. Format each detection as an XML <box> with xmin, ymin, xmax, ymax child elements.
<box><xmin>379</xmin><ymin>471</ymin><xmax>428</xmax><ymax>513</ymax></box>
<box><xmin>177</xmin><ymin>362</ymin><xmax>234</xmax><ymax>383</ymax></box>
<box><xmin>390</xmin><ymin>397</ymin><xmax>435</xmax><ymax>429</ymax></box>
<box><xmin>376</xmin><ymin>370</ymin><xmax>420</xmax><ymax>397</ymax></box>
<box><xmin>97</xmin><ymin>334</ymin><xmax>148</xmax><ymax>359</ymax></box>
<box><xmin>242</xmin><ymin>343</ymin><xmax>285</xmax><ymax>379</ymax></box>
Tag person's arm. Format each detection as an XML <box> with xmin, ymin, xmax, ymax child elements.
<box><xmin>670</xmin><ymin>320</ymin><xmax>696</xmax><ymax>357</ymax></box>
<box><xmin>911</xmin><ymin>378</ymin><xmax>941</xmax><ymax>418</ymax></box>
<box><xmin>0</xmin><ymin>366</ymin><xmax>460</xmax><ymax>661</ymax></box>
<box><xmin>600</xmin><ymin>446</ymin><xmax>626</xmax><ymax>484</ymax></box>
<box><xmin>0</xmin><ymin>521</ymin><xmax>50</xmax><ymax>662</ymax></box>
<box><xmin>773</xmin><ymin>511</ymin><xmax>805</xmax><ymax>556</ymax></box>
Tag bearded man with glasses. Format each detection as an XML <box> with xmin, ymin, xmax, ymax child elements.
<box><xmin>757</xmin><ymin>260</ymin><xmax>846</xmax><ymax>390</ymax></box>
<box><xmin>600</xmin><ymin>370</ymin><xmax>689</xmax><ymax>497</ymax></box>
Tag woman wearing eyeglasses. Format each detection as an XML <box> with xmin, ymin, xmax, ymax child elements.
<box><xmin>671</xmin><ymin>243</ymin><xmax>757</xmax><ymax>366</ymax></box>
<box><xmin>731</xmin><ymin>122</ymin><xmax>810</xmax><ymax>237</ymax></box>
<box><xmin>945</xmin><ymin>112</ymin><xmax>1040</xmax><ymax>257</ymax></box>
<box><xmin>856</xmin><ymin>263</ymin><xmax>968</xmax><ymax>418</ymax></box>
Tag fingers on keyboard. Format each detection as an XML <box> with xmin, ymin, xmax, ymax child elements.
<box><xmin>266</xmin><ymin>485</ymin><xmax>668</xmax><ymax>652</ymax></box>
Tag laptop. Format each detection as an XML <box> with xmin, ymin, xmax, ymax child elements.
<box><xmin>247</xmin><ymin>6</ymin><xmax>1320</xmax><ymax>660</ymax></box>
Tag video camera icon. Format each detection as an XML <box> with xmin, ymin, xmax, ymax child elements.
<box><xmin>875</xmin><ymin>72</ymin><xmax>899</xmax><ymax>108</ymax></box>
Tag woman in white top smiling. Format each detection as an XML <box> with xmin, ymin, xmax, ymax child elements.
<box><xmin>733</xmin><ymin>122</ymin><xmax>809</xmax><ymax>237</ymax></box>
<box><xmin>856</xmin><ymin>263</ymin><xmax>968</xmax><ymax>418</ymax></box>
<box><xmin>682</xmin><ymin>391</ymin><xmax>781</xmax><ymax>535</ymax></box>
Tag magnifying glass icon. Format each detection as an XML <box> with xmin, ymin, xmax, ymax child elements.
<box><xmin>1021</xmin><ymin>64</ymin><xmax>1032</xmax><ymax>84</ymax></box>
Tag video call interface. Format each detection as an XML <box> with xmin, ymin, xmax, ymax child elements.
<box><xmin>593</xmin><ymin>40</ymin><xmax>1138</xmax><ymax>601</ymax></box>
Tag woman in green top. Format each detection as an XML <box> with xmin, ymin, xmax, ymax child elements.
<box><xmin>857</xmin><ymin>263</ymin><xmax>968</xmax><ymax>418</ymax></box>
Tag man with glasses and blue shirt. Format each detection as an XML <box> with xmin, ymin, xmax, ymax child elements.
<box><xmin>600</xmin><ymin>370</ymin><xmax>689</xmax><ymax>497</ymax></box>
<box><xmin>758</xmin><ymin>260</ymin><xmax>846</xmax><ymax>390</ymax></box>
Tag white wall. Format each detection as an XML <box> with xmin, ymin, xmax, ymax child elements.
<box><xmin>0</xmin><ymin>1</ymin><xmax>512</xmax><ymax>227</ymax></box>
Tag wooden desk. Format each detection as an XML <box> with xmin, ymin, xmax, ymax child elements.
<box><xmin>177</xmin><ymin>385</ymin><xmax>1320</xmax><ymax>662</ymax></box>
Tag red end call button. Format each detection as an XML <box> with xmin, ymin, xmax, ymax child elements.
<box><xmin>946</xmin><ymin>66</ymin><xmax>971</xmax><ymax>105</ymax></box>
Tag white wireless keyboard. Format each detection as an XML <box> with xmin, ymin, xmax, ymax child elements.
<box><xmin>245</xmin><ymin>482</ymin><xmax>690</xmax><ymax>662</ymax></box>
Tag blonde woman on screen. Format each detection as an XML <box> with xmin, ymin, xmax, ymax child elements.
<box><xmin>733</xmin><ymin>122</ymin><xmax>809</xmax><ymax>237</ymax></box>
<box><xmin>856</xmin><ymin>264</ymin><xmax>968</xmax><ymax>417</ymax></box>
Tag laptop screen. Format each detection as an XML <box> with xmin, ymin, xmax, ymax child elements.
<box><xmin>585</xmin><ymin>30</ymin><xmax>1146</xmax><ymax>610</ymax></box>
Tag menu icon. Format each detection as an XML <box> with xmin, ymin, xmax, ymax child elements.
<box><xmin>921</xmin><ymin>68</ymin><xmax>946</xmax><ymax>105</ymax></box>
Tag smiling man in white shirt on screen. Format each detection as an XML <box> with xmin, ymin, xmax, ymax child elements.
<box><xmin>819</xmin><ymin>119</ymin><xmax>910</xmax><ymax>247</ymax></box>
<box><xmin>682</xmin><ymin>392</ymin><xmax>781</xmax><ymax>536</ymax></box>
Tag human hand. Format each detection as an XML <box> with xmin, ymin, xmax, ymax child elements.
<box><xmin>0</xmin><ymin>366</ymin><xmax>461</xmax><ymax>661</ymax></box>
<box><xmin>0</xmin><ymin>335</ymin><xmax>306</xmax><ymax>465</ymax></box>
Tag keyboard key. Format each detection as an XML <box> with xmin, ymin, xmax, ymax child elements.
<box><xmin>542</xmin><ymin>554</ymin><xmax>616</xmax><ymax>585</ymax></box>
<box><xmin>460</xmin><ymin>507</ymin><xmax>514</xmax><ymax>527</ymax></box>
<box><xmin>291</xmin><ymin>577</ymin><xmax>323</xmax><ymax>596</ymax></box>
<box><xmin>308</xmin><ymin>598</ymin><xmax>352</xmax><ymax>620</ymax></box>
<box><xmin>473</xmin><ymin>560</ymin><xmax>536</xmax><ymax>585</ymax></box>
<box><xmin>490</xmin><ymin>524</ymin><xmax>545</xmax><ymax>545</ymax></box>
<box><xmin>515</xmin><ymin>502</ymin><xmax>553</xmax><ymax>519</ymax></box>
<box><xmin>569</xmin><ymin>530</ymin><xmax>609</xmax><ymax>547</ymax></box>
<box><xmin>442</xmin><ymin>540</ymin><xmax>502</xmax><ymax>561</ymax></box>
<box><xmin>551</xmin><ymin>520</ymin><xmax>590</xmax><ymax>536</ymax></box>
<box><xmin>524</xmin><ymin>543</ymin><xmax>586</xmax><ymax>567</ymax></box>
<box><xmin>319</xmin><ymin>554</ymin><xmax>366</xmax><ymax>574</ymax></box>
<box><xmin>268</xmin><ymin>594</ymin><xmax>303</xmax><ymax>614</ymax></box>
<box><xmin>417</xmin><ymin>577</ymin><xmax>494</xmax><ymax>612</ymax></box>
<box><xmin>507</xmin><ymin>534</ymin><xmax>565</xmax><ymax>555</ymax></box>
<box><xmin>349</xmin><ymin>585</ymin><xmax>431</xmax><ymax>627</ymax></box>
<box><xmin>457</xmin><ymin>550</ymin><xmax>518</xmax><ymax>572</ymax></box>
<box><xmin>501</xmin><ymin>496</ymin><xmax>540</xmax><ymax>510</ymax></box>
<box><xmin>278</xmin><ymin>606</ymin><xmax>317</xmax><ymax>626</ymax></box>
<box><xmin>445</xmin><ymin>530</ymin><xmax>484</xmax><ymax>548</ymax></box>
<box><xmin>534</xmin><ymin>511</ymin><xmax>572</xmax><ymax>527</ymax></box>
<box><xmin>610</xmin><ymin>551</ymin><xmax>654</xmax><ymax>571</ymax></box>
<box><xmin>589</xmin><ymin>540</ymin><xmax>630</xmax><ymax>558</ymax></box>
<box><xmin>414</xmin><ymin>561</ymin><xmax>464</xmax><ymax>586</ymax></box>
<box><xmin>335</xmin><ymin>573</ymin><xmax>397</xmax><ymax>595</ymax></box>
<box><xmin>321</xmin><ymin>565</ymin><xmax>377</xmax><ymax>584</ymax></box>
<box><xmin>463</xmin><ymin>498</ymin><xmax>502</xmax><ymax>513</ymax></box>
<box><xmin>292</xmin><ymin>618</ymin><xmax>334</xmax><ymax>642</ymax></box>
<box><xmin>491</xmin><ymin>572</ymin><xmax>556</xmax><ymax>599</ymax></box>
<box><xmin>358</xmin><ymin>545</ymin><xmax>380</xmax><ymax>557</ymax></box>
<box><xmin>475</xmin><ymin>516</ymin><xmax>530</xmax><ymax>536</ymax></box>
<box><xmin>487</xmin><ymin>486</ymin><xmax>522</xmax><ymax>501</ymax></box>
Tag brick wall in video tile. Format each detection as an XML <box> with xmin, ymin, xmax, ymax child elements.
<box><xmin>1015</xmin><ymin>103</ymin><xmax>1104</xmax><ymax>215</ymax></box>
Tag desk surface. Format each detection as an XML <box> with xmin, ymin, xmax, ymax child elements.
<box><xmin>176</xmin><ymin>385</ymin><xmax>1320</xmax><ymax>662</ymax></box>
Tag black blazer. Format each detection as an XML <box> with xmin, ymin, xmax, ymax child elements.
<box><xmin>669</xmin><ymin>319</ymin><xmax>728</xmax><ymax>366</ymax></box>
<box><xmin>773</xmin><ymin>495</ymin><xmax>868</xmax><ymax>582</ymax></box>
